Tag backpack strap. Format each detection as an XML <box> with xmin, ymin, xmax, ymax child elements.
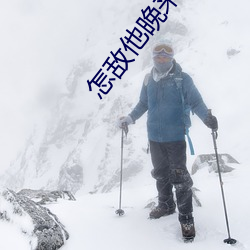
<box><xmin>174</xmin><ymin>73</ymin><xmax>195</xmax><ymax>155</ymax></box>
<box><xmin>143</xmin><ymin>73</ymin><xmax>151</xmax><ymax>86</ymax></box>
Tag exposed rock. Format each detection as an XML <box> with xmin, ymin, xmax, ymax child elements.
<box><xmin>191</xmin><ymin>154</ymin><xmax>239</xmax><ymax>175</ymax></box>
<box><xmin>145</xmin><ymin>187</ymin><xmax>202</xmax><ymax>209</ymax></box>
<box><xmin>17</xmin><ymin>189</ymin><xmax>76</xmax><ymax>205</ymax></box>
<box><xmin>58</xmin><ymin>163</ymin><xmax>83</xmax><ymax>194</ymax></box>
<box><xmin>95</xmin><ymin>160</ymin><xmax>144</xmax><ymax>193</ymax></box>
<box><xmin>191</xmin><ymin>187</ymin><xmax>202</xmax><ymax>207</ymax></box>
<box><xmin>1</xmin><ymin>189</ymin><xmax>69</xmax><ymax>250</ymax></box>
<box><xmin>227</xmin><ymin>48</ymin><xmax>240</xmax><ymax>58</ymax></box>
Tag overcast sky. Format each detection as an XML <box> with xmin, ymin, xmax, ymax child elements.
<box><xmin>0</xmin><ymin>0</ymin><xmax>92</xmax><ymax>172</ymax></box>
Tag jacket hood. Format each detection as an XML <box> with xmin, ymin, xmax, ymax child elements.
<box><xmin>170</xmin><ymin>60</ymin><xmax>182</xmax><ymax>75</ymax></box>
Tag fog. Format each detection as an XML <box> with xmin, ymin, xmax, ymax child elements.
<box><xmin>0</xmin><ymin>0</ymin><xmax>91</xmax><ymax>172</ymax></box>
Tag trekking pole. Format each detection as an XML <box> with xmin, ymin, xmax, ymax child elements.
<box><xmin>115</xmin><ymin>122</ymin><xmax>128</xmax><ymax>216</ymax></box>
<box><xmin>209</xmin><ymin>110</ymin><xmax>237</xmax><ymax>244</ymax></box>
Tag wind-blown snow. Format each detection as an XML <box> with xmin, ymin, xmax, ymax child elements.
<box><xmin>48</xmin><ymin>161</ymin><xmax>249</xmax><ymax>250</ymax></box>
<box><xmin>0</xmin><ymin>0</ymin><xmax>250</xmax><ymax>249</ymax></box>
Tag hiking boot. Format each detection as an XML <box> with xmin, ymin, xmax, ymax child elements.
<box><xmin>181</xmin><ymin>222</ymin><xmax>195</xmax><ymax>242</ymax></box>
<box><xmin>149</xmin><ymin>205</ymin><xmax>176</xmax><ymax>219</ymax></box>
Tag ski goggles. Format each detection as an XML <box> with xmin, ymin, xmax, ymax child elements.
<box><xmin>152</xmin><ymin>44</ymin><xmax>174</xmax><ymax>58</ymax></box>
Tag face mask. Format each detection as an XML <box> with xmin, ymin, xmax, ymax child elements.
<box><xmin>154</xmin><ymin>60</ymin><xmax>173</xmax><ymax>74</ymax></box>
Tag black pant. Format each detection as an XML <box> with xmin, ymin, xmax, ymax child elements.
<box><xmin>150</xmin><ymin>140</ymin><xmax>193</xmax><ymax>223</ymax></box>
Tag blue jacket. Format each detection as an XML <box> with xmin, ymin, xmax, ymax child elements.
<box><xmin>129</xmin><ymin>62</ymin><xmax>209</xmax><ymax>143</ymax></box>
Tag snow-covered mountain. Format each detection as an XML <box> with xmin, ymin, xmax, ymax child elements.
<box><xmin>0</xmin><ymin>0</ymin><xmax>188</xmax><ymax>193</ymax></box>
<box><xmin>1</xmin><ymin>0</ymin><xmax>250</xmax><ymax>248</ymax></box>
<box><xmin>1</xmin><ymin>0</ymin><xmax>249</xmax><ymax>194</ymax></box>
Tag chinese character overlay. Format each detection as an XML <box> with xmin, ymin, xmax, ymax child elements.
<box><xmin>102</xmin><ymin>48</ymin><xmax>135</xmax><ymax>79</ymax></box>
<box><xmin>153</xmin><ymin>0</ymin><xmax>177</xmax><ymax>14</ymax></box>
<box><xmin>141</xmin><ymin>6</ymin><xmax>168</xmax><ymax>31</ymax></box>
<box><xmin>87</xmin><ymin>0</ymin><xmax>177</xmax><ymax>99</ymax></box>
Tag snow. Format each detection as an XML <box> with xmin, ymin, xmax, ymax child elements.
<box><xmin>47</xmin><ymin>162</ymin><xmax>250</xmax><ymax>250</ymax></box>
<box><xmin>0</xmin><ymin>222</ymin><xmax>34</xmax><ymax>250</ymax></box>
<box><xmin>1</xmin><ymin>0</ymin><xmax>250</xmax><ymax>249</ymax></box>
<box><xmin>0</xmin><ymin>193</ymin><xmax>37</xmax><ymax>249</ymax></box>
<box><xmin>1</xmin><ymin>163</ymin><xmax>250</xmax><ymax>249</ymax></box>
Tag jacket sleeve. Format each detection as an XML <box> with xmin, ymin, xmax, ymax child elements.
<box><xmin>182</xmin><ymin>73</ymin><xmax>209</xmax><ymax>122</ymax></box>
<box><xmin>129</xmin><ymin>81</ymin><xmax>148</xmax><ymax>122</ymax></box>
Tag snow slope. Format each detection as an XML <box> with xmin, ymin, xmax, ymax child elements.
<box><xmin>1</xmin><ymin>0</ymin><xmax>250</xmax><ymax>249</ymax></box>
<box><xmin>51</xmin><ymin>0</ymin><xmax>250</xmax><ymax>248</ymax></box>
<box><xmin>47</xmin><ymin>161</ymin><xmax>249</xmax><ymax>250</ymax></box>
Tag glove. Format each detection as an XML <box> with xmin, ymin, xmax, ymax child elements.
<box><xmin>204</xmin><ymin>113</ymin><xmax>218</xmax><ymax>131</ymax></box>
<box><xmin>117</xmin><ymin>115</ymin><xmax>134</xmax><ymax>129</ymax></box>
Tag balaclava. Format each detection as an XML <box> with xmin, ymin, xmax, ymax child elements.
<box><xmin>152</xmin><ymin>42</ymin><xmax>174</xmax><ymax>76</ymax></box>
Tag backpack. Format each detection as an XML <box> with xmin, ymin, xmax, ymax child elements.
<box><xmin>143</xmin><ymin>71</ymin><xmax>195</xmax><ymax>155</ymax></box>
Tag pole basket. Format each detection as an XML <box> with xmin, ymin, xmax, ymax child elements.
<box><xmin>115</xmin><ymin>209</ymin><xmax>125</xmax><ymax>216</ymax></box>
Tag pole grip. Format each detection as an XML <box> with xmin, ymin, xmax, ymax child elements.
<box><xmin>121</xmin><ymin>122</ymin><xmax>129</xmax><ymax>137</ymax></box>
<box><xmin>208</xmin><ymin>109</ymin><xmax>218</xmax><ymax>138</ymax></box>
